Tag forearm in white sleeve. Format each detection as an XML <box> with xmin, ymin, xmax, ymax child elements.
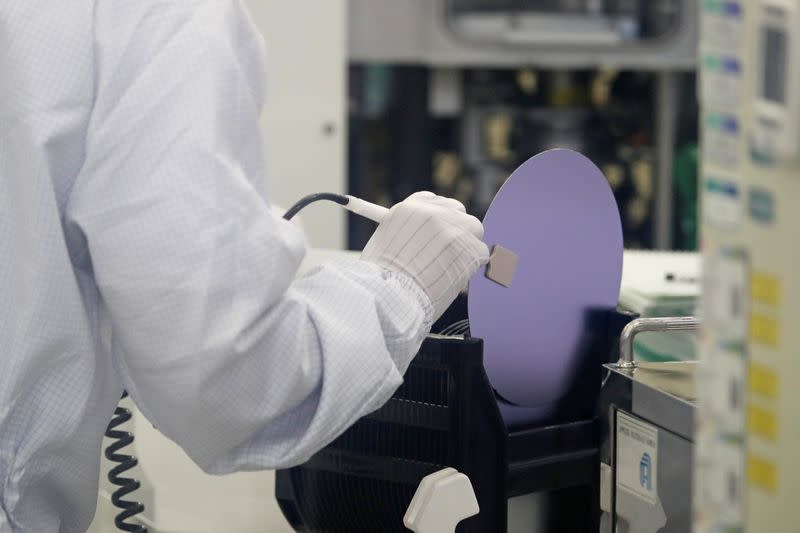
<box><xmin>67</xmin><ymin>0</ymin><xmax>433</xmax><ymax>472</ymax></box>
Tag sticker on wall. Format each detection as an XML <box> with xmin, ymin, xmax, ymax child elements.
<box><xmin>616</xmin><ymin>411</ymin><xmax>659</xmax><ymax>505</ymax></box>
<box><xmin>713</xmin><ymin>438</ymin><xmax>745</xmax><ymax>525</ymax></box>
<box><xmin>749</xmin><ymin>124</ymin><xmax>781</xmax><ymax>168</ymax></box>
<box><xmin>701</xmin><ymin>0</ymin><xmax>744</xmax><ymax>52</ymax></box>
<box><xmin>747</xmin><ymin>454</ymin><xmax>778</xmax><ymax>493</ymax></box>
<box><xmin>707</xmin><ymin>342</ymin><xmax>746</xmax><ymax>434</ymax></box>
<box><xmin>703</xmin><ymin>246</ymin><xmax>749</xmax><ymax>342</ymax></box>
<box><xmin>703</xmin><ymin>177</ymin><xmax>742</xmax><ymax>230</ymax></box>
<box><xmin>696</xmin><ymin>244</ymin><xmax>748</xmax><ymax>533</ymax></box>
<box><xmin>750</xmin><ymin>271</ymin><xmax>780</xmax><ymax>307</ymax></box>
<box><xmin>748</xmin><ymin>186</ymin><xmax>776</xmax><ymax>224</ymax></box>
<box><xmin>748</xmin><ymin>361</ymin><xmax>779</xmax><ymax>400</ymax></box>
<box><xmin>701</xmin><ymin>54</ymin><xmax>743</xmax><ymax>107</ymax></box>
<box><xmin>747</xmin><ymin>404</ymin><xmax>778</xmax><ymax>442</ymax></box>
<box><xmin>749</xmin><ymin>312</ymin><xmax>780</xmax><ymax>348</ymax></box>
<box><xmin>703</xmin><ymin>113</ymin><xmax>740</xmax><ymax>169</ymax></box>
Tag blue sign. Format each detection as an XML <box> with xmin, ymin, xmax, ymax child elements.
<box><xmin>703</xmin><ymin>0</ymin><xmax>742</xmax><ymax>16</ymax></box>
<box><xmin>640</xmin><ymin>452</ymin><xmax>652</xmax><ymax>491</ymax></box>
<box><xmin>706</xmin><ymin>112</ymin><xmax>739</xmax><ymax>134</ymax></box>
<box><xmin>749</xmin><ymin>187</ymin><xmax>775</xmax><ymax>224</ymax></box>
<box><xmin>705</xmin><ymin>177</ymin><xmax>739</xmax><ymax>198</ymax></box>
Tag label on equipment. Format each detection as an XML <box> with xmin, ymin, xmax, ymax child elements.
<box><xmin>701</xmin><ymin>1</ymin><xmax>744</xmax><ymax>51</ymax></box>
<box><xmin>707</xmin><ymin>343</ymin><xmax>746</xmax><ymax>434</ymax></box>
<box><xmin>704</xmin><ymin>177</ymin><xmax>742</xmax><ymax>230</ymax></box>
<box><xmin>701</xmin><ymin>54</ymin><xmax>743</xmax><ymax>107</ymax></box>
<box><xmin>748</xmin><ymin>186</ymin><xmax>776</xmax><ymax>224</ymax></box>
<box><xmin>711</xmin><ymin>438</ymin><xmax>745</xmax><ymax>524</ymax></box>
<box><xmin>695</xmin><ymin>245</ymin><xmax>748</xmax><ymax>532</ymax></box>
<box><xmin>704</xmin><ymin>247</ymin><xmax>749</xmax><ymax>342</ymax></box>
<box><xmin>704</xmin><ymin>112</ymin><xmax>741</xmax><ymax>169</ymax></box>
<box><xmin>616</xmin><ymin>411</ymin><xmax>659</xmax><ymax>505</ymax></box>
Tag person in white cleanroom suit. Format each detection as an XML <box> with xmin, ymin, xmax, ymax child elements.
<box><xmin>0</xmin><ymin>1</ymin><xmax>489</xmax><ymax>531</ymax></box>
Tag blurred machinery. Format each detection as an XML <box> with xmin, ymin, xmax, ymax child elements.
<box><xmin>346</xmin><ymin>0</ymin><xmax>699</xmax><ymax>251</ymax></box>
<box><xmin>446</xmin><ymin>0</ymin><xmax>681</xmax><ymax>45</ymax></box>
<box><xmin>694</xmin><ymin>0</ymin><xmax>800</xmax><ymax>530</ymax></box>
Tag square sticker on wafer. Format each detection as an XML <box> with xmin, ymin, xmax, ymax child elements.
<box><xmin>485</xmin><ymin>244</ymin><xmax>518</xmax><ymax>288</ymax></box>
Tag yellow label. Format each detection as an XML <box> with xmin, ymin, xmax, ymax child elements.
<box><xmin>748</xmin><ymin>363</ymin><xmax>779</xmax><ymax>399</ymax></box>
<box><xmin>747</xmin><ymin>455</ymin><xmax>778</xmax><ymax>492</ymax></box>
<box><xmin>749</xmin><ymin>313</ymin><xmax>780</xmax><ymax>347</ymax></box>
<box><xmin>750</xmin><ymin>272</ymin><xmax>781</xmax><ymax>307</ymax></box>
<box><xmin>747</xmin><ymin>404</ymin><xmax>778</xmax><ymax>441</ymax></box>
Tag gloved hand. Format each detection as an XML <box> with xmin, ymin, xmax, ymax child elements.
<box><xmin>362</xmin><ymin>192</ymin><xmax>490</xmax><ymax>321</ymax></box>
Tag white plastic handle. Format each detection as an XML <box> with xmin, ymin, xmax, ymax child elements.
<box><xmin>344</xmin><ymin>195</ymin><xmax>390</xmax><ymax>223</ymax></box>
<box><xmin>404</xmin><ymin>468</ymin><xmax>480</xmax><ymax>533</ymax></box>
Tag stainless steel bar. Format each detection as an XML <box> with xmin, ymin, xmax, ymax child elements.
<box><xmin>617</xmin><ymin>316</ymin><xmax>700</xmax><ymax>369</ymax></box>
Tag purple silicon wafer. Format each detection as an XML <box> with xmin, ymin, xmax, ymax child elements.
<box><xmin>468</xmin><ymin>149</ymin><xmax>623</xmax><ymax>411</ymax></box>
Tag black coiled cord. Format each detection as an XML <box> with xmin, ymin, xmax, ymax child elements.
<box><xmin>104</xmin><ymin>391</ymin><xmax>148</xmax><ymax>532</ymax></box>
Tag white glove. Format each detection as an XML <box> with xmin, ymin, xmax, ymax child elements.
<box><xmin>362</xmin><ymin>192</ymin><xmax>490</xmax><ymax>321</ymax></box>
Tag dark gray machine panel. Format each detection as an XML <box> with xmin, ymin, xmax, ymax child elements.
<box><xmin>613</xmin><ymin>410</ymin><xmax>692</xmax><ymax>532</ymax></box>
<box><xmin>598</xmin><ymin>362</ymin><xmax>695</xmax><ymax>533</ymax></box>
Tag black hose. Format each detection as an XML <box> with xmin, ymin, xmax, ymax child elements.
<box><xmin>104</xmin><ymin>392</ymin><xmax>148</xmax><ymax>532</ymax></box>
<box><xmin>282</xmin><ymin>193</ymin><xmax>348</xmax><ymax>221</ymax></box>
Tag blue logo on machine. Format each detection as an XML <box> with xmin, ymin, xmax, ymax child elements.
<box><xmin>702</xmin><ymin>0</ymin><xmax>742</xmax><ymax>16</ymax></box>
<box><xmin>640</xmin><ymin>453</ymin><xmax>652</xmax><ymax>491</ymax></box>
<box><xmin>749</xmin><ymin>187</ymin><xmax>775</xmax><ymax>224</ymax></box>
<box><xmin>703</xmin><ymin>177</ymin><xmax>742</xmax><ymax>230</ymax></box>
<box><xmin>706</xmin><ymin>112</ymin><xmax>739</xmax><ymax>134</ymax></box>
<box><xmin>703</xmin><ymin>54</ymin><xmax>741</xmax><ymax>75</ymax></box>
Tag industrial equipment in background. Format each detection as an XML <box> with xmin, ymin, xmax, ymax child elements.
<box><xmin>349</xmin><ymin>67</ymin><xmax>699</xmax><ymax>251</ymax></box>
<box><xmin>347</xmin><ymin>0</ymin><xmax>699</xmax><ymax>252</ymax></box>
<box><xmin>694</xmin><ymin>0</ymin><xmax>800</xmax><ymax>530</ymax></box>
<box><xmin>446</xmin><ymin>0</ymin><xmax>682</xmax><ymax>45</ymax></box>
